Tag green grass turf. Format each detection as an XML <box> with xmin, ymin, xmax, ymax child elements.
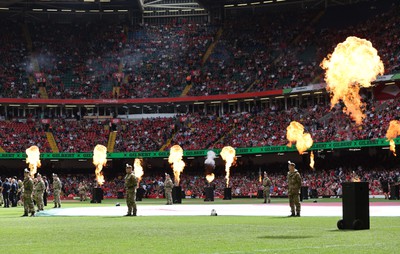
<box><xmin>0</xmin><ymin>198</ymin><xmax>399</xmax><ymax>254</ymax></box>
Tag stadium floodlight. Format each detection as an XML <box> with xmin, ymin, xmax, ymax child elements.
<box><xmin>194</xmin><ymin>8</ymin><xmax>205</xmax><ymax>11</ymax></box>
<box><xmin>263</xmin><ymin>1</ymin><xmax>273</xmax><ymax>3</ymax></box>
<box><xmin>47</xmin><ymin>9</ymin><xmax>58</xmax><ymax>12</ymax></box>
<box><xmin>0</xmin><ymin>7</ymin><xmax>9</xmax><ymax>10</ymax></box>
<box><xmin>84</xmin><ymin>0</ymin><xmax>95</xmax><ymax>2</ymax></box>
<box><xmin>224</xmin><ymin>4</ymin><xmax>234</xmax><ymax>8</ymax></box>
<box><xmin>90</xmin><ymin>9</ymin><xmax>100</xmax><ymax>12</ymax></box>
<box><xmin>168</xmin><ymin>10</ymin><xmax>178</xmax><ymax>12</ymax></box>
<box><xmin>61</xmin><ymin>9</ymin><xmax>72</xmax><ymax>12</ymax></box>
<box><xmin>100</xmin><ymin>0</ymin><xmax>111</xmax><ymax>2</ymax></box>
<box><xmin>27</xmin><ymin>105</ymin><xmax>39</xmax><ymax>107</ymax></box>
<box><xmin>118</xmin><ymin>9</ymin><xmax>128</xmax><ymax>12</ymax></box>
<box><xmin>32</xmin><ymin>9</ymin><xmax>43</xmax><ymax>11</ymax></box>
<box><xmin>250</xmin><ymin>2</ymin><xmax>261</xmax><ymax>5</ymax></box>
<box><xmin>103</xmin><ymin>9</ymin><xmax>114</xmax><ymax>12</ymax></box>
<box><xmin>238</xmin><ymin>3</ymin><xmax>248</xmax><ymax>6</ymax></box>
<box><xmin>211</xmin><ymin>101</ymin><xmax>221</xmax><ymax>104</ymax></box>
<box><xmin>76</xmin><ymin>10</ymin><xmax>86</xmax><ymax>12</ymax></box>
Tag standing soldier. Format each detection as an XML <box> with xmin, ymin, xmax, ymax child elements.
<box><xmin>43</xmin><ymin>176</ymin><xmax>49</xmax><ymax>206</ymax></box>
<box><xmin>17</xmin><ymin>179</ymin><xmax>23</xmax><ymax>206</ymax></box>
<box><xmin>52</xmin><ymin>173</ymin><xmax>62</xmax><ymax>208</ymax></box>
<box><xmin>22</xmin><ymin>169</ymin><xmax>35</xmax><ymax>217</ymax></box>
<box><xmin>124</xmin><ymin>164</ymin><xmax>137</xmax><ymax>216</ymax></box>
<box><xmin>262</xmin><ymin>172</ymin><xmax>272</xmax><ymax>204</ymax></box>
<box><xmin>164</xmin><ymin>173</ymin><xmax>174</xmax><ymax>205</ymax></box>
<box><xmin>78</xmin><ymin>181</ymin><xmax>88</xmax><ymax>201</ymax></box>
<box><xmin>34</xmin><ymin>173</ymin><xmax>45</xmax><ymax>212</ymax></box>
<box><xmin>287</xmin><ymin>161</ymin><xmax>301</xmax><ymax>217</ymax></box>
<box><xmin>0</xmin><ymin>178</ymin><xmax>3</xmax><ymax>206</ymax></box>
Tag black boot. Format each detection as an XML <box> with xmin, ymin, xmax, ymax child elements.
<box><xmin>30</xmin><ymin>212</ymin><xmax>35</xmax><ymax>217</ymax></box>
<box><xmin>288</xmin><ymin>212</ymin><xmax>295</xmax><ymax>217</ymax></box>
<box><xmin>21</xmin><ymin>213</ymin><xmax>28</xmax><ymax>217</ymax></box>
<box><xmin>296</xmin><ymin>212</ymin><xmax>300</xmax><ymax>217</ymax></box>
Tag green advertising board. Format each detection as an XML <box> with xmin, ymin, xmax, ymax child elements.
<box><xmin>0</xmin><ymin>138</ymin><xmax>398</xmax><ymax>159</ymax></box>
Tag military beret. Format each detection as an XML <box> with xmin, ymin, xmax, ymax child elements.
<box><xmin>126</xmin><ymin>164</ymin><xmax>132</xmax><ymax>168</ymax></box>
<box><xmin>52</xmin><ymin>173</ymin><xmax>58</xmax><ymax>177</ymax></box>
<box><xmin>288</xmin><ymin>161</ymin><xmax>295</xmax><ymax>166</ymax></box>
<box><xmin>24</xmin><ymin>168</ymin><xmax>29</xmax><ymax>173</ymax></box>
<box><xmin>37</xmin><ymin>173</ymin><xmax>41</xmax><ymax>177</ymax></box>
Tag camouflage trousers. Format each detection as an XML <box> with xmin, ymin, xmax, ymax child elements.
<box><xmin>34</xmin><ymin>192</ymin><xmax>44</xmax><ymax>210</ymax></box>
<box><xmin>23</xmin><ymin>193</ymin><xmax>35</xmax><ymax>214</ymax></box>
<box><xmin>126</xmin><ymin>189</ymin><xmax>137</xmax><ymax>215</ymax></box>
<box><xmin>288</xmin><ymin>194</ymin><xmax>301</xmax><ymax>214</ymax></box>
<box><xmin>263</xmin><ymin>189</ymin><xmax>270</xmax><ymax>203</ymax></box>
<box><xmin>0</xmin><ymin>192</ymin><xmax>3</xmax><ymax>205</ymax></box>
<box><xmin>53</xmin><ymin>190</ymin><xmax>61</xmax><ymax>207</ymax></box>
<box><xmin>79</xmin><ymin>192</ymin><xmax>87</xmax><ymax>201</ymax></box>
<box><xmin>165</xmin><ymin>190</ymin><xmax>173</xmax><ymax>205</ymax></box>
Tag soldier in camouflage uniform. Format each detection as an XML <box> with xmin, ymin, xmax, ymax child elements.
<box><xmin>78</xmin><ymin>181</ymin><xmax>88</xmax><ymax>201</ymax></box>
<box><xmin>262</xmin><ymin>172</ymin><xmax>272</xmax><ymax>204</ymax></box>
<box><xmin>124</xmin><ymin>164</ymin><xmax>137</xmax><ymax>216</ymax></box>
<box><xmin>52</xmin><ymin>173</ymin><xmax>62</xmax><ymax>208</ymax></box>
<box><xmin>33</xmin><ymin>173</ymin><xmax>45</xmax><ymax>212</ymax></box>
<box><xmin>164</xmin><ymin>174</ymin><xmax>174</xmax><ymax>205</ymax></box>
<box><xmin>22</xmin><ymin>169</ymin><xmax>35</xmax><ymax>217</ymax></box>
<box><xmin>287</xmin><ymin>161</ymin><xmax>301</xmax><ymax>217</ymax></box>
<box><xmin>0</xmin><ymin>178</ymin><xmax>3</xmax><ymax>206</ymax></box>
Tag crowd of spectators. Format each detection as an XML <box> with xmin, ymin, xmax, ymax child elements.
<box><xmin>118</xmin><ymin>22</ymin><xmax>216</xmax><ymax>98</ymax></box>
<box><xmin>0</xmin><ymin>2</ymin><xmax>399</xmax><ymax>99</ymax></box>
<box><xmin>0</xmin><ymin>120</ymin><xmax>51</xmax><ymax>152</ymax></box>
<box><xmin>114</xmin><ymin>117</ymin><xmax>175</xmax><ymax>152</ymax></box>
<box><xmin>0</xmin><ymin>97</ymin><xmax>398</xmax><ymax>152</ymax></box>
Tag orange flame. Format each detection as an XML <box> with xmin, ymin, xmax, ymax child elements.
<box><xmin>168</xmin><ymin>145</ymin><xmax>185</xmax><ymax>186</ymax></box>
<box><xmin>26</xmin><ymin>145</ymin><xmax>41</xmax><ymax>178</ymax></box>
<box><xmin>321</xmin><ymin>36</ymin><xmax>384</xmax><ymax>124</ymax></box>
<box><xmin>206</xmin><ymin>173</ymin><xmax>215</xmax><ymax>183</ymax></box>
<box><xmin>134</xmin><ymin>158</ymin><xmax>144</xmax><ymax>182</ymax></box>
<box><xmin>310</xmin><ymin>151</ymin><xmax>315</xmax><ymax>170</ymax></box>
<box><xmin>93</xmin><ymin>144</ymin><xmax>107</xmax><ymax>186</ymax></box>
<box><xmin>259</xmin><ymin>174</ymin><xmax>262</xmax><ymax>183</ymax></box>
<box><xmin>386</xmin><ymin>120</ymin><xmax>400</xmax><ymax>156</ymax></box>
<box><xmin>286</xmin><ymin>121</ymin><xmax>313</xmax><ymax>154</ymax></box>
<box><xmin>220</xmin><ymin>146</ymin><xmax>236</xmax><ymax>187</ymax></box>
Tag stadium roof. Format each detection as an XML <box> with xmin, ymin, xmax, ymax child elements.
<box><xmin>0</xmin><ymin>0</ymin><xmax>373</xmax><ymax>13</ymax></box>
<box><xmin>0</xmin><ymin>0</ymin><xmax>141</xmax><ymax>12</ymax></box>
<box><xmin>197</xmin><ymin>0</ymin><xmax>373</xmax><ymax>9</ymax></box>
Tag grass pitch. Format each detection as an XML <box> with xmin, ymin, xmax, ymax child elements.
<box><xmin>0</xmin><ymin>198</ymin><xmax>399</xmax><ymax>254</ymax></box>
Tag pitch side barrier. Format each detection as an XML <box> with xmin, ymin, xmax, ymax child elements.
<box><xmin>0</xmin><ymin>138</ymin><xmax>398</xmax><ymax>159</ymax></box>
